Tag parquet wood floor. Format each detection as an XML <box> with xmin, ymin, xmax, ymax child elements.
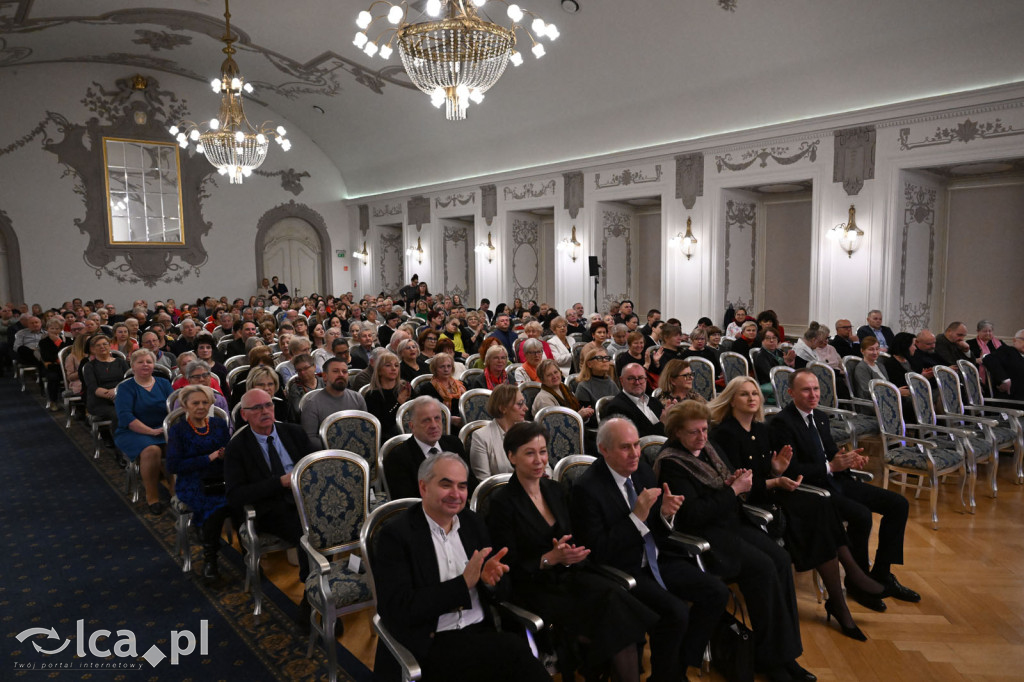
<box><xmin>262</xmin><ymin>450</ymin><xmax>1024</xmax><ymax>680</ymax></box>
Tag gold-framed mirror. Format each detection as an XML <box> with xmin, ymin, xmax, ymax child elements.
<box><xmin>103</xmin><ymin>137</ymin><xmax>185</xmax><ymax>245</ymax></box>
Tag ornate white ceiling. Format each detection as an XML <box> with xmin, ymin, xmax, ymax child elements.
<box><xmin>2</xmin><ymin>0</ymin><xmax>1023</xmax><ymax>198</ymax></box>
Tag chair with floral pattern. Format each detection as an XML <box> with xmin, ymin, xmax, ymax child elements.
<box><xmin>457</xmin><ymin>419</ymin><xmax>489</xmax><ymax>456</ymax></box>
<box><xmin>458</xmin><ymin>388</ymin><xmax>491</xmax><ymax>424</ymax></box>
<box><xmin>688</xmin><ymin>356</ymin><xmax>717</xmax><ymax>401</ymax></box>
<box><xmin>396</xmin><ymin>399</ymin><xmax>451</xmax><ymax>436</ymax></box>
<box><xmin>638</xmin><ymin>435</ymin><xmax>667</xmax><ymax>469</ymax></box>
<box><xmin>291</xmin><ymin>450</ymin><xmax>375</xmax><ymax>682</ymax></box>
<box><xmin>808</xmin><ymin>361</ymin><xmax>879</xmax><ymax>447</ymax></box>
<box><xmin>957</xmin><ymin>359</ymin><xmax>1024</xmax><ymax>484</ymax></box>
<box><xmin>720</xmin><ymin>351</ymin><xmax>750</xmax><ymax>384</ymax></box>
<box><xmin>768</xmin><ymin>365</ymin><xmax>793</xmax><ymax>415</ymax></box>
<box><xmin>319</xmin><ymin>410</ymin><xmax>383</xmax><ymax>494</ymax></box>
<box><xmin>534</xmin><ymin>405</ymin><xmax>585</xmax><ymax>464</ymax></box>
<box><xmin>869</xmin><ymin>378</ymin><xmax>968</xmax><ymax>529</ymax></box>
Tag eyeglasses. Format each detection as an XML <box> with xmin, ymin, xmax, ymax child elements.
<box><xmin>591</xmin><ymin>356</ymin><xmax>611</xmax><ymax>362</ymax></box>
<box><xmin>189</xmin><ymin>372</ymin><xmax>211</xmax><ymax>380</ymax></box>
<box><xmin>294</xmin><ymin>365</ymin><xmax>311</xmax><ymax>372</ymax></box>
<box><xmin>241</xmin><ymin>402</ymin><xmax>274</xmax><ymax>412</ymax></box>
<box><xmin>514</xmin><ymin>400</ymin><xmax>527</xmax><ymax>407</ymax></box>
<box><xmin>675</xmin><ymin>372</ymin><xmax>694</xmax><ymax>379</ymax></box>
<box><xmin>622</xmin><ymin>376</ymin><xmax>646</xmax><ymax>383</ymax></box>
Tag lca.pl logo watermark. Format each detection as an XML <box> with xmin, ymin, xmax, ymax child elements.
<box><xmin>14</xmin><ymin>620</ymin><xmax>210</xmax><ymax>670</ymax></box>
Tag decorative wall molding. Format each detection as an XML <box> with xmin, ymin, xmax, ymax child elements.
<box><xmin>897</xmin><ymin>117</ymin><xmax>1023</xmax><ymax>151</ymax></box>
<box><xmin>252</xmin><ymin>167</ymin><xmax>310</xmax><ymax>196</ymax></box>
<box><xmin>407</xmin><ymin>195</ymin><xmax>430</xmax><ymax>231</ymax></box>
<box><xmin>898</xmin><ymin>182</ymin><xmax>937</xmax><ymax>331</ymax></box>
<box><xmin>358</xmin><ymin>204</ymin><xmax>369</xmax><ymax>236</ymax></box>
<box><xmin>132</xmin><ymin>29</ymin><xmax>191</xmax><ymax>52</ymax></box>
<box><xmin>372</xmin><ymin>203</ymin><xmax>402</xmax><ymax>218</ymax></box>
<box><xmin>877</xmin><ymin>98</ymin><xmax>1024</xmax><ymax>130</ymax></box>
<box><xmin>724</xmin><ymin>199</ymin><xmax>756</xmax><ymax>314</ymax></box>
<box><xmin>434</xmin><ymin>192</ymin><xmax>475</xmax><ymax>209</ymax></box>
<box><xmin>600</xmin><ymin>208</ymin><xmax>633</xmax><ymax>310</ymax></box>
<box><xmin>675</xmin><ymin>153</ymin><xmax>704</xmax><ymax>209</ymax></box>
<box><xmin>0</xmin><ymin>207</ymin><xmax>25</xmax><ymax>303</ymax></box>
<box><xmin>563</xmin><ymin>171</ymin><xmax>584</xmax><ymax>219</ymax></box>
<box><xmin>511</xmin><ymin>217</ymin><xmax>539</xmax><ymax>304</ymax></box>
<box><xmin>715</xmin><ymin>140</ymin><xmax>819</xmax><ymax>173</ymax></box>
<box><xmin>503</xmin><ymin>180</ymin><xmax>556</xmax><ymax>201</ymax></box>
<box><xmin>442</xmin><ymin>225</ymin><xmax>470</xmax><ymax>300</ymax></box>
<box><xmin>378</xmin><ymin>227</ymin><xmax>403</xmax><ymax>297</ymax></box>
<box><xmin>833</xmin><ymin>125</ymin><xmax>875</xmax><ymax>196</ymax></box>
<box><xmin>37</xmin><ymin>76</ymin><xmax>214</xmax><ymax>286</ymax></box>
<box><xmin>594</xmin><ymin>165</ymin><xmax>663</xmax><ymax>189</ymax></box>
<box><xmin>480</xmin><ymin>184</ymin><xmax>497</xmax><ymax>226</ymax></box>
<box><xmin>254</xmin><ymin>200</ymin><xmax>332</xmax><ymax>295</ymax></box>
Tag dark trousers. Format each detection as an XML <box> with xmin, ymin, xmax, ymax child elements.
<box><xmin>628</xmin><ymin>567</ymin><xmax>689</xmax><ymax>682</ymax></box>
<box><xmin>423</xmin><ymin>625</ymin><xmax>549</xmax><ymax>682</ymax></box>
<box><xmin>45</xmin><ymin>364</ymin><xmax>63</xmax><ymax>402</ymax></box>
<box><xmin>659</xmin><ymin>555</ymin><xmax>730</xmax><ymax>669</ymax></box>
<box><xmin>253</xmin><ymin>500</ymin><xmax>310</xmax><ymax>582</ymax></box>
<box><xmin>832</xmin><ymin>476</ymin><xmax>908</xmax><ymax>576</ymax></box>
<box><xmin>202</xmin><ymin>505</ymin><xmax>243</xmax><ymax>553</ymax></box>
<box><xmin>17</xmin><ymin>346</ymin><xmax>42</xmax><ymax>369</ymax></box>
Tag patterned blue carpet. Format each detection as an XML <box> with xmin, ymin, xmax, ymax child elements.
<box><xmin>0</xmin><ymin>376</ymin><xmax>369</xmax><ymax>681</ymax></box>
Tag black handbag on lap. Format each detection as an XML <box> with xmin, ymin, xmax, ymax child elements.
<box><xmin>710</xmin><ymin>612</ymin><xmax>754</xmax><ymax>682</ymax></box>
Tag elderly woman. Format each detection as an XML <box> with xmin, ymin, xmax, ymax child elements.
<box><xmin>114</xmin><ymin>348</ymin><xmax>173</xmax><ymax>515</ymax></box>
<box><xmin>545</xmin><ymin>316</ymin><xmax>574</xmax><ymax>377</ymax></box>
<box><xmin>753</xmin><ymin>327</ymin><xmax>795</xmax><ymax>402</ymax></box>
<box><xmin>514</xmin><ymin>338</ymin><xmax>546</xmax><ymax>384</ymax></box>
<box><xmin>729</xmin><ymin>320</ymin><xmax>760</xmax><ymax>361</ymax></box>
<box><xmin>614</xmin><ymin>331</ymin><xmax>647</xmax><ymax>378</ymax></box>
<box><xmin>286</xmin><ymin>353</ymin><xmax>323</xmax><ymax>422</ymax></box>
<box><xmin>531</xmin><ymin>358</ymin><xmax>595</xmax><ymax>422</ymax></box>
<box><xmin>396</xmin><ymin>338</ymin><xmax>429</xmax><ymax>383</ymax></box>
<box><xmin>969</xmin><ymin>320</ymin><xmax>1002</xmax><ymax>391</ymax></box>
<box><xmin>582</xmin><ymin>320</ymin><xmax>609</xmax><ymax>357</ymax></box>
<box><xmin>655</xmin><ymin>400</ymin><xmax>811</xmax><ymax>682</ymax></box>
<box><xmin>657</xmin><ymin>358</ymin><xmax>703</xmax><ymax>407</ymax></box>
<box><xmin>681</xmin><ymin>327</ymin><xmax>721</xmax><ymax>379</ymax></box>
<box><xmin>174</xmin><ymin>360</ymin><xmax>230</xmax><ymax>416</ymax></box>
<box><xmin>606</xmin><ymin>323</ymin><xmax>630</xmax><ymax>357</ymax></box>
<box><xmin>516</xmin><ymin>321</ymin><xmax>553</xmax><ymax>363</ymax></box>
<box><xmin>39</xmin><ymin>316</ymin><xmax>69</xmax><ymax>408</ymax></box>
<box><xmin>245</xmin><ymin>365</ymin><xmax>289</xmax><ymax>422</ymax></box>
<box><xmin>167</xmin><ymin>384</ymin><xmax>236</xmax><ymax>582</ymax></box>
<box><xmin>434</xmin><ymin>338</ymin><xmax>467</xmax><ymax>379</ymax></box>
<box><xmin>417</xmin><ymin>352</ymin><xmax>466</xmax><ymax>428</ymax></box>
<box><xmin>465</xmin><ymin>343</ymin><xmax>514</xmax><ymax>390</ymax></box>
<box><xmin>486</xmin><ymin>421</ymin><xmax>657</xmax><ymax>681</ymax></box>
<box><xmin>469</xmin><ymin>384</ymin><xmax>536</xmax><ymax>481</ymax></box>
<box><xmin>364</xmin><ymin>351</ymin><xmax>412</xmax><ymax>441</ymax></box>
<box><xmin>574</xmin><ymin>347</ymin><xmax>618</xmax><ymax>414</ymax></box>
<box><xmin>709</xmin><ymin>378</ymin><xmax>884</xmax><ymax>641</ymax></box>
<box><xmin>195</xmin><ymin>333</ymin><xmax>229</xmax><ymax>397</ymax></box>
<box><xmin>463</xmin><ymin>310</ymin><xmax>487</xmax><ymax>353</ymax></box>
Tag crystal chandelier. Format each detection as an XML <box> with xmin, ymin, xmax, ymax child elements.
<box><xmin>354</xmin><ymin>0</ymin><xmax>559</xmax><ymax>120</ymax></box>
<box><xmin>169</xmin><ymin>0</ymin><xmax>290</xmax><ymax>183</ymax></box>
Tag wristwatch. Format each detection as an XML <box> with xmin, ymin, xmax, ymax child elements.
<box><xmin>541</xmin><ymin>557</ymin><xmax>552</xmax><ymax>569</ymax></box>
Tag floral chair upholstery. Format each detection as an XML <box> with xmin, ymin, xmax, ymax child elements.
<box><xmin>688</xmin><ymin>357</ymin><xmax>716</xmax><ymax>401</ymax></box>
<box><xmin>519</xmin><ymin>381</ymin><xmax>543</xmax><ymax>413</ymax></box>
<box><xmin>469</xmin><ymin>473</ymin><xmax>512</xmax><ymax>518</ymax></box>
<box><xmin>720</xmin><ymin>351</ymin><xmax>749</xmax><ymax>384</ymax></box>
<box><xmin>808</xmin><ymin>362</ymin><xmax>879</xmax><ymax>447</ymax></box>
<box><xmin>769</xmin><ymin>365</ymin><xmax>793</xmax><ymax>413</ymax></box>
<box><xmin>396</xmin><ymin>400</ymin><xmax>451</xmax><ymax>435</ymax></box>
<box><xmin>956</xmin><ymin>360</ymin><xmax>1024</xmax><ymax>483</ymax></box>
<box><xmin>552</xmin><ymin>454</ymin><xmax>596</xmax><ymax>488</ymax></box>
<box><xmin>459</xmin><ymin>388</ymin><xmax>492</xmax><ymax>424</ymax></box>
<box><xmin>534</xmin><ymin>406</ymin><xmax>585</xmax><ymax>464</ymax></box>
<box><xmin>869</xmin><ymin>378</ymin><xmax>968</xmax><ymax>529</ymax></box>
<box><xmin>639</xmin><ymin>435</ymin><xmax>667</xmax><ymax>469</ymax></box>
<box><xmin>457</xmin><ymin>419</ymin><xmax>489</xmax><ymax>456</ymax></box>
<box><xmin>291</xmin><ymin>450</ymin><xmax>375</xmax><ymax>682</ymax></box>
<box><xmin>319</xmin><ymin>410</ymin><xmax>383</xmax><ymax>493</ymax></box>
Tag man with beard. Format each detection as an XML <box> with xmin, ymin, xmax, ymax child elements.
<box><xmin>299</xmin><ymin>357</ymin><xmax>367</xmax><ymax>444</ymax></box>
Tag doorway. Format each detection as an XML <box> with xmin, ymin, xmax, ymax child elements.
<box><xmin>262</xmin><ymin>217</ymin><xmax>322</xmax><ymax>298</ymax></box>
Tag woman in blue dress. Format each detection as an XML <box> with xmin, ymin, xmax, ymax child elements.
<box><xmin>114</xmin><ymin>348</ymin><xmax>173</xmax><ymax>515</ymax></box>
<box><xmin>167</xmin><ymin>384</ymin><xmax>234</xmax><ymax>583</ymax></box>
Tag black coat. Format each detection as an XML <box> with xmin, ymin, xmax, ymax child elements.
<box><xmin>600</xmin><ymin>391</ymin><xmax>665</xmax><ymax>438</ymax></box>
<box><xmin>224</xmin><ymin>422</ymin><xmax>315</xmax><ymax>514</ymax></box>
<box><xmin>383</xmin><ymin>434</ymin><xmax>473</xmax><ymax>500</ymax></box>
<box><xmin>985</xmin><ymin>344</ymin><xmax>1024</xmax><ymax>401</ymax></box>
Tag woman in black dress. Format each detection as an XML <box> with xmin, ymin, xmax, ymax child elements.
<box><xmin>655</xmin><ymin>400</ymin><xmax>811</xmax><ymax>682</ymax></box>
<box><xmin>708</xmin><ymin>377</ymin><xmax>886</xmax><ymax>641</ymax></box>
<box><xmin>487</xmin><ymin>422</ymin><xmax>656</xmax><ymax>681</ymax></box>
<box><xmin>396</xmin><ymin>338</ymin><xmax>429</xmax><ymax>383</ymax></box>
<box><xmin>364</xmin><ymin>351</ymin><xmax>411</xmax><ymax>441</ymax></box>
<box><xmin>81</xmin><ymin>335</ymin><xmax>129</xmax><ymax>447</ymax></box>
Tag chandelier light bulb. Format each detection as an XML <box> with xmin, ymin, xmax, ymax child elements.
<box><xmin>472</xmin><ymin>0</ymin><xmax>487</xmax><ymax>7</ymax></box>
<box><xmin>430</xmin><ymin>88</ymin><xmax>446</xmax><ymax>108</ymax></box>
<box><xmin>179</xmin><ymin>138</ymin><xmax>189</xmax><ymax>149</ymax></box>
<box><xmin>364</xmin><ymin>40</ymin><xmax>378</xmax><ymax>56</ymax></box>
<box><xmin>426</xmin><ymin>0</ymin><xmax>442</xmax><ymax>17</ymax></box>
<box><xmin>507</xmin><ymin>4</ymin><xmax>524</xmax><ymax>22</ymax></box>
<box><xmin>276</xmin><ymin>125</ymin><xmax>287</xmax><ymax>137</ymax></box>
<box><xmin>469</xmin><ymin>88</ymin><xmax>484</xmax><ymax>104</ymax></box>
<box><xmin>234</xmin><ymin>130</ymin><xmax>245</xmax><ymax>142</ymax></box>
<box><xmin>256</xmin><ymin>133</ymin><xmax>266</xmax><ymax>144</ymax></box>
<box><xmin>531</xmin><ymin>18</ymin><xmax>545</xmax><ymax>34</ymax></box>
<box><xmin>209</xmin><ymin>118</ymin><xmax>219</xmax><ymax>130</ymax></box>
<box><xmin>210</xmin><ymin>78</ymin><xmax>222</xmax><ymax>92</ymax></box>
<box><xmin>532</xmin><ymin>42</ymin><xmax>545</xmax><ymax>58</ymax></box>
<box><xmin>379</xmin><ymin>44</ymin><xmax>394</xmax><ymax>59</ymax></box>
<box><xmin>387</xmin><ymin>5</ymin><xmax>404</xmax><ymax>24</ymax></box>
<box><xmin>354</xmin><ymin>31</ymin><xmax>369</xmax><ymax>47</ymax></box>
<box><xmin>189</xmin><ymin>129</ymin><xmax>200</xmax><ymax>141</ymax></box>
<box><xmin>243</xmin><ymin>82</ymin><xmax>254</xmax><ymax>93</ymax></box>
<box><xmin>196</xmin><ymin>143</ymin><xmax>205</xmax><ymax>154</ymax></box>
<box><xmin>455</xmin><ymin>83</ymin><xmax>470</xmax><ymax>99</ymax></box>
<box><xmin>218</xmin><ymin>167</ymin><xmax>228</xmax><ymax>175</ymax></box>
<box><xmin>230</xmin><ymin>77</ymin><xmax>241</xmax><ymax>90</ymax></box>
<box><xmin>356</xmin><ymin>10</ymin><xmax>373</xmax><ymax>28</ymax></box>
<box><xmin>168</xmin><ymin>125</ymin><xmax>179</xmax><ymax>135</ymax></box>
<box><xmin>281</xmin><ymin>139</ymin><xmax>291</xmax><ymax>151</ymax></box>
<box><xmin>242</xmin><ymin>167</ymin><xmax>252</xmax><ymax>177</ymax></box>
<box><xmin>546</xmin><ymin>24</ymin><xmax>559</xmax><ymax>39</ymax></box>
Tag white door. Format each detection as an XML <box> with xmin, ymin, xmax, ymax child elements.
<box><xmin>263</xmin><ymin>217</ymin><xmax>322</xmax><ymax>297</ymax></box>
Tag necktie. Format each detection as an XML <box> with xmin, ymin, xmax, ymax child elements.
<box><xmin>806</xmin><ymin>414</ymin><xmax>827</xmax><ymax>462</ymax></box>
<box><xmin>267</xmin><ymin>435</ymin><xmax>286</xmax><ymax>478</ymax></box>
<box><xmin>428</xmin><ymin>446</ymin><xmax>440</xmax><ymax>455</ymax></box>
<box><xmin>624</xmin><ymin>477</ymin><xmax>666</xmax><ymax>589</ymax></box>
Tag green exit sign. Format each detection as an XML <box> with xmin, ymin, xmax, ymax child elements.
<box><xmin>336</xmin><ymin>250</ymin><xmax>346</xmax><ymax>258</ymax></box>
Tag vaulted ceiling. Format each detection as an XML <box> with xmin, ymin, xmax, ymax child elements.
<box><xmin>3</xmin><ymin>0</ymin><xmax>1023</xmax><ymax>198</ymax></box>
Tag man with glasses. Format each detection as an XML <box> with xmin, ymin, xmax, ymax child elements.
<box><xmin>225</xmin><ymin>388</ymin><xmax>316</xmax><ymax>626</ymax></box>
<box><xmin>829</xmin><ymin>319</ymin><xmax>861</xmax><ymax>358</ymax></box>
<box><xmin>601</xmin><ymin>363</ymin><xmax>669</xmax><ymax>437</ymax></box>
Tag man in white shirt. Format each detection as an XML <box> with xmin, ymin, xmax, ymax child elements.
<box><xmin>600</xmin><ymin>363</ymin><xmax>668</xmax><ymax>438</ymax></box>
<box><xmin>372</xmin><ymin>452</ymin><xmax>549</xmax><ymax>682</ymax></box>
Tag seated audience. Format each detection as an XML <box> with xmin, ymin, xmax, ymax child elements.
<box><xmin>791</xmin><ymin>323</ymin><xmax>824</xmax><ymax>368</ymax></box>
<box><xmin>829</xmin><ymin>319</ymin><xmax>861</xmax><ymax>358</ymax></box>
<box><xmin>680</xmin><ymin>327</ymin><xmax>720</xmax><ymax>379</ymax></box>
<box><xmin>114</xmin><ymin>348</ymin><xmax>173</xmax><ymax>514</ymax></box>
<box><xmin>383</xmin><ymin>396</ymin><xmax>471</xmax><ymax>500</ymax></box>
<box><xmin>935</xmin><ymin>320</ymin><xmax>972</xmax><ymax>366</ymax></box>
<box><xmin>174</xmin><ymin>360</ymin><xmax>230</xmax><ymax>417</ymax></box>
<box><xmin>857</xmin><ymin>310</ymin><xmax>894</xmax><ymax>351</ymax></box>
<box><xmin>469</xmin><ymin>384</ymin><xmax>533</xmax><ymax>481</ymax></box>
<box><xmin>81</xmin><ymin>335</ymin><xmax>130</xmax><ymax>446</ymax></box>
<box><xmin>909</xmin><ymin>329</ymin><xmax>942</xmax><ymax>376</ymax></box>
<box><xmin>615</xmin><ymin>330</ymin><xmax>647</xmax><ymax>378</ymax></box>
<box><xmin>968</xmin><ymin>320</ymin><xmax>1001</xmax><ymax>392</ymax></box>
<box><xmin>755</xmin><ymin>309</ymin><xmax>785</xmax><ymax>341</ymax></box>
<box><xmin>600</xmin><ymin>363</ymin><xmax>667</xmax><ymax>437</ymax></box>
<box><xmin>574</xmin><ymin>347</ymin><xmax>618</xmax><ymax>415</ymax></box>
<box><xmin>514</xmin><ymin>338</ymin><xmax>545</xmax><ymax>384</ymax></box>
<box><xmin>985</xmin><ymin>329</ymin><xmax>1024</xmax><ymax>401</ymax></box>
<box><xmin>286</xmin><ymin>353</ymin><xmax>323</xmax><ymax>422</ymax></box>
<box><xmin>725</xmin><ymin>307</ymin><xmax>748</xmax><ymax>339</ymax></box>
<box><xmin>657</xmin><ymin>358</ymin><xmax>703</xmax><ymax>406</ymax></box>
<box><xmin>63</xmin><ymin>332</ymin><xmax>90</xmax><ymax>399</ymax></box>
<box><xmin>729</xmin><ymin>320</ymin><xmax>760</xmax><ymax>361</ymax></box>
<box><xmin>195</xmin><ymin>334</ymin><xmax>229</xmax><ymax>396</ymax></box>
<box><xmin>38</xmin><ymin>317</ymin><xmax>69</xmax><ymax>408</ymax></box>
<box><xmin>396</xmin><ymin>338</ymin><xmax>429</xmax><ymax>383</ymax></box>
<box><xmin>465</xmin><ymin>343</ymin><xmax>513</xmax><ymax>390</ymax></box>
<box><xmin>299</xmin><ymin>358</ymin><xmax>367</xmax><ymax>445</ymax></box>
<box><xmin>243</xmin><ymin>365</ymin><xmax>289</xmax><ymax>422</ymax></box>
<box><xmin>364</xmin><ymin>351</ymin><xmax>412</xmax><ymax>441</ymax></box>
<box><xmin>531</xmin><ymin>358</ymin><xmax>595</xmax><ymax>422</ymax></box>
<box><xmin>753</xmin><ymin>327</ymin><xmax>795</xmax><ymax>401</ymax></box>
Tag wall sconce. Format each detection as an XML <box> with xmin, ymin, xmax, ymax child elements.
<box><xmin>557</xmin><ymin>224</ymin><xmax>582</xmax><ymax>262</ymax></box>
<box><xmin>356</xmin><ymin>240</ymin><xmax>369</xmax><ymax>265</ymax></box>
<box><xmin>475</xmin><ymin>231</ymin><xmax>496</xmax><ymax>263</ymax></box>
<box><xmin>829</xmin><ymin>204</ymin><xmax>864</xmax><ymax>258</ymax></box>
<box><xmin>406</xmin><ymin>236</ymin><xmax>424</xmax><ymax>265</ymax></box>
<box><xmin>669</xmin><ymin>216</ymin><xmax>698</xmax><ymax>260</ymax></box>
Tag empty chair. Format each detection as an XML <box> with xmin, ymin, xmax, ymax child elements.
<box><xmin>457</xmin><ymin>419</ymin><xmax>489</xmax><ymax>458</ymax></box>
<box><xmin>958</xmin><ymin>359</ymin><xmax>1024</xmax><ymax>483</ymax></box>
<box><xmin>518</xmin><ymin>380</ymin><xmax>542</xmax><ymax>412</ymax></box>
<box><xmin>459</xmin><ymin>388</ymin><xmax>492</xmax><ymax>424</ymax></box>
<box><xmin>768</xmin><ymin>365</ymin><xmax>793</xmax><ymax>414</ymax></box>
<box><xmin>638</xmin><ymin>435</ymin><xmax>668</xmax><ymax>469</ymax></box>
<box><xmin>319</xmin><ymin>410</ymin><xmax>383</xmax><ymax>493</ymax></box>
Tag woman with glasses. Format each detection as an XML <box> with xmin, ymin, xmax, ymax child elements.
<box><xmin>574</xmin><ymin>347</ymin><xmax>618</xmax><ymax>418</ymax></box>
<box><xmin>514</xmin><ymin>338</ymin><xmax>546</xmax><ymax>384</ymax></box>
<box><xmin>244</xmin><ymin>365</ymin><xmax>288</xmax><ymax>422</ymax></box>
<box><xmin>174</xmin><ymin>360</ymin><xmax>229</xmax><ymax>415</ymax></box>
<box><xmin>464</xmin><ymin>343</ymin><xmax>513</xmax><ymax>390</ymax></box>
<box><xmin>417</xmin><ymin>327</ymin><xmax>439</xmax><ymax>363</ymax></box>
<box><xmin>469</xmin><ymin>384</ymin><xmax>541</xmax><ymax>480</ymax></box>
<box><xmin>658</xmin><ymin>358</ymin><xmax>703</xmax><ymax>406</ymax></box>
<box><xmin>286</xmin><ymin>352</ymin><xmax>323</xmax><ymax>422</ymax></box>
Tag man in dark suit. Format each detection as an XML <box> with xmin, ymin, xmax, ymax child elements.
<box><xmin>383</xmin><ymin>396</ymin><xmax>475</xmax><ymax>499</ymax></box>
<box><xmin>769</xmin><ymin>369</ymin><xmax>920</xmax><ymax>610</ymax></box>
<box><xmin>224</xmin><ymin>388</ymin><xmax>317</xmax><ymax>591</ymax></box>
<box><xmin>600</xmin><ymin>363</ymin><xmax>666</xmax><ymax>437</ymax></box>
<box><xmin>373</xmin><ymin>452</ymin><xmax>549</xmax><ymax>682</ymax></box>
<box><xmin>985</xmin><ymin>330</ymin><xmax>1024</xmax><ymax>401</ymax></box>
<box><xmin>856</xmin><ymin>309</ymin><xmax>895</xmax><ymax>351</ymax></box>
<box><xmin>571</xmin><ymin>418</ymin><xmax>729</xmax><ymax>681</ymax></box>
<box><xmin>223</xmin><ymin>319</ymin><xmax>259</xmax><ymax>360</ymax></box>
<box><xmin>829</xmin><ymin>318</ymin><xmax>861</xmax><ymax>357</ymax></box>
<box><xmin>348</xmin><ymin>328</ymin><xmax>374</xmax><ymax>370</ymax></box>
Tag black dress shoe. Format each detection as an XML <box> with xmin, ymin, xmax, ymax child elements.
<box><xmin>881</xmin><ymin>573</ymin><xmax>921</xmax><ymax>602</ymax></box>
<box><xmin>764</xmin><ymin>665</ymin><xmax>793</xmax><ymax>682</ymax></box>
<box><xmin>785</xmin><ymin>660</ymin><xmax>817</xmax><ymax>682</ymax></box>
<box><xmin>846</xmin><ymin>583</ymin><xmax>886</xmax><ymax>612</ymax></box>
<box><xmin>146</xmin><ymin>502</ymin><xmax>165</xmax><ymax>516</ymax></box>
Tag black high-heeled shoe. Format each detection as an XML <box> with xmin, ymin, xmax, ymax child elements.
<box><xmin>825</xmin><ymin>601</ymin><xmax>867</xmax><ymax>642</ymax></box>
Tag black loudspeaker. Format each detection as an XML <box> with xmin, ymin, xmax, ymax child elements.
<box><xmin>588</xmin><ymin>256</ymin><xmax>600</xmax><ymax>277</ymax></box>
